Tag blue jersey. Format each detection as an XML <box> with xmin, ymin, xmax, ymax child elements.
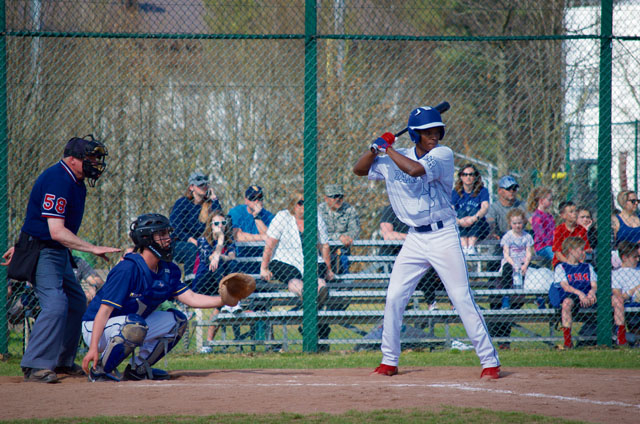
<box><xmin>228</xmin><ymin>204</ymin><xmax>274</xmax><ymax>257</ymax></box>
<box><xmin>555</xmin><ymin>262</ymin><xmax>596</xmax><ymax>295</ymax></box>
<box><xmin>451</xmin><ymin>187</ymin><xmax>489</xmax><ymax>219</ymax></box>
<box><xmin>82</xmin><ymin>253</ymin><xmax>188</xmax><ymax>320</ymax></box>
<box><xmin>21</xmin><ymin>160</ymin><xmax>86</xmax><ymax>246</ymax></box>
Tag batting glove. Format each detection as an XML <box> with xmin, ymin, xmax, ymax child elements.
<box><xmin>370</xmin><ymin>132</ymin><xmax>396</xmax><ymax>155</ymax></box>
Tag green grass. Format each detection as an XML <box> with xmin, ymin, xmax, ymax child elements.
<box><xmin>0</xmin><ymin>406</ymin><xmax>587</xmax><ymax>424</ymax></box>
<box><xmin>2</xmin><ymin>347</ymin><xmax>639</xmax><ymax>376</ymax></box>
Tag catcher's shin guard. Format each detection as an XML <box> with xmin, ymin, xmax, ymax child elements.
<box><xmin>143</xmin><ymin>308</ymin><xmax>188</xmax><ymax>368</ymax></box>
<box><xmin>100</xmin><ymin>314</ymin><xmax>148</xmax><ymax>373</ymax></box>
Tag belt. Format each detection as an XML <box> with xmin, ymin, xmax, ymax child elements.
<box><xmin>413</xmin><ymin>221</ymin><xmax>445</xmax><ymax>233</ymax></box>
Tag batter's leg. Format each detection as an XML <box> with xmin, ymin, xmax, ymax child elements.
<box><xmin>426</xmin><ymin>225</ymin><xmax>500</xmax><ymax>368</ymax></box>
<box><xmin>380</xmin><ymin>236</ymin><xmax>430</xmax><ymax>366</ymax></box>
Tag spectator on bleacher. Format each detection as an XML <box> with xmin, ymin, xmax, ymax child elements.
<box><xmin>611</xmin><ymin>241</ymin><xmax>640</xmax><ymax>346</ymax></box>
<box><xmin>72</xmin><ymin>255</ymin><xmax>105</xmax><ymax>305</ymax></box>
<box><xmin>552</xmin><ymin>201</ymin><xmax>591</xmax><ymax>269</ymax></box>
<box><xmin>527</xmin><ymin>186</ymin><xmax>555</xmax><ymax>262</ymax></box>
<box><xmin>451</xmin><ymin>164</ymin><xmax>490</xmax><ymax>255</ymax></box>
<box><xmin>612</xmin><ymin>190</ymin><xmax>640</xmax><ymax>245</ymax></box>
<box><xmin>488</xmin><ymin>208</ymin><xmax>534</xmax><ymax>349</ymax></box>
<box><xmin>319</xmin><ymin>184</ymin><xmax>360</xmax><ymax>274</ymax></box>
<box><xmin>577</xmin><ymin>207</ymin><xmax>598</xmax><ymax>251</ymax></box>
<box><xmin>553</xmin><ymin>237</ymin><xmax>597</xmax><ymax>349</ymax></box>
<box><xmin>228</xmin><ymin>185</ymin><xmax>275</xmax><ymax>275</ymax></box>
<box><xmin>169</xmin><ymin>171</ymin><xmax>211</xmax><ymax>280</ymax></box>
<box><xmin>193</xmin><ymin>210</ymin><xmax>238</xmax><ymax>296</ymax></box>
<box><xmin>486</xmin><ymin>175</ymin><xmax>526</xmax><ymax>240</ymax></box>
<box><xmin>193</xmin><ymin>209</ymin><xmax>238</xmax><ymax>351</ymax></box>
<box><xmin>379</xmin><ymin>204</ymin><xmax>441</xmax><ymax>311</ymax></box>
<box><xmin>260</xmin><ymin>190</ymin><xmax>333</xmax><ymax>347</ymax></box>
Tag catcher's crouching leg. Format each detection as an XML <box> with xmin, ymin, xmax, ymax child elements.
<box><xmin>92</xmin><ymin>314</ymin><xmax>148</xmax><ymax>381</ymax></box>
<box><xmin>126</xmin><ymin>309</ymin><xmax>188</xmax><ymax>381</ymax></box>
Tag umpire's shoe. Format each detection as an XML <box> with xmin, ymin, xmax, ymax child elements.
<box><xmin>23</xmin><ymin>367</ymin><xmax>59</xmax><ymax>384</ymax></box>
<box><xmin>54</xmin><ymin>363</ymin><xmax>86</xmax><ymax>376</ymax></box>
<box><xmin>124</xmin><ymin>364</ymin><xmax>170</xmax><ymax>381</ymax></box>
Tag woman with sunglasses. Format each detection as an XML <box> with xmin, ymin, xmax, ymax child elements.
<box><xmin>260</xmin><ymin>190</ymin><xmax>334</xmax><ymax>345</ymax></box>
<box><xmin>451</xmin><ymin>164</ymin><xmax>490</xmax><ymax>255</ymax></box>
<box><xmin>613</xmin><ymin>190</ymin><xmax>640</xmax><ymax>245</ymax></box>
<box><xmin>192</xmin><ymin>210</ymin><xmax>238</xmax><ymax>350</ymax></box>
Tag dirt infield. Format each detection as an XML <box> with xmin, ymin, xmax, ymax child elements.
<box><xmin>1</xmin><ymin>367</ymin><xmax>639</xmax><ymax>423</ymax></box>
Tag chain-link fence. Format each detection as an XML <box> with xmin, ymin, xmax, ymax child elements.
<box><xmin>2</xmin><ymin>1</ymin><xmax>640</xmax><ymax>358</ymax></box>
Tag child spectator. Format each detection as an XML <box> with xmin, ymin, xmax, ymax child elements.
<box><xmin>552</xmin><ymin>201</ymin><xmax>591</xmax><ymax>269</ymax></box>
<box><xmin>501</xmin><ymin>208</ymin><xmax>534</xmax><ymax>284</ymax></box>
<box><xmin>577</xmin><ymin>207</ymin><xmax>598</xmax><ymax>250</ymax></box>
<box><xmin>611</xmin><ymin>241</ymin><xmax>640</xmax><ymax>346</ymax></box>
<box><xmin>554</xmin><ymin>237</ymin><xmax>597</xmax><ymax>349</ymax></box>
<box><xmin>491</xmin><ymin>208</ymin><xmax>534</xmax><ymax>349</ymax></box>
<box><xmin>527</xmin><ymin>186</ymin><xmax>555</xmax><ymax>261</ymax></box>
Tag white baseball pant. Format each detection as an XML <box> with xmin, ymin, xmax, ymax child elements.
<box><xmin>381</xmin><ymin>223</ymin><xmax>500</xmax><ymax>368</ymax></box>
<box><xmin>82</xmin><ymin>310</ymin><xmax>179</xmax><ymax>367</ymax></box>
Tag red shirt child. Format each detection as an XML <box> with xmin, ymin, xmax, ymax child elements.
<box><xmin>552</xmin><ymin>201</ymin><xmax>591</xmax><ymax>268</ymax></box>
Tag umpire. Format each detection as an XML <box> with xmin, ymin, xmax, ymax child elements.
<box><xmin>2</xmin><ymin>136</ymin><xmax>120</xmax><ymax>383</ymax></box>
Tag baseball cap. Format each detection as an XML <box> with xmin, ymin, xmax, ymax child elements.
<box><xmin>63</xmin><ymin>138</ymin><xmax>87</xmax><ymax>159</ymax></box>
<box><xmin>324</xmin><ymin>184</ymin><xmax>344</xmax><ymax>197</ymax></box>
<box><xmin>245</xmin><ymin>185</ymin><xmax>264</xmax><ymax>201</ymax></box>
<box><xmin>498</xmin><ymin>175</ymin><xmax>519</xmax><ymax>190</ymax></box>
<box><xmin>188</xmin><ymin>171</ymin><xmax>209</xmax><ymax>187</ymax></box>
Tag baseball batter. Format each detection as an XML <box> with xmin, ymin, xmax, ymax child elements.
<box><xmin>353</xmin><ymin>106</ymin><xmax>500</xmax><ymax>379</ymax></box>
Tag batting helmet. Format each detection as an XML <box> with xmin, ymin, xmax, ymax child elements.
<box><xmin>63</xmin><ymin>135</ymin><xmax>108</xmax><ymax>186</ymax></box>
<box><xmin>129</xmin><ymin>213</ymin><xmax>174</xmax><ymax>261</ymax></box>
<box><xmin>407</xmin><ymin>107</ymin><xmax>446</xmax><ymax>143</ymax></box>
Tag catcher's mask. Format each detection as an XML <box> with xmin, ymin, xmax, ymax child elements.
<box><xmin>407</xmin><ymin>107</ymin><xmax>445</xmax><ymax>143</ymax></box>
<box><xmin>63</xmin><ymin>135</ymin><xmax>108</xmax><ymax>187</ymax></box>
<box><xmin>129</xmin><ymin>213</ymin><xmax>174</xmax><ymax>261</ymax></box>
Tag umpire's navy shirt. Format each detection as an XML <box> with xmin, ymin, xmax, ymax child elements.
<box><xmin>21</xmin><ymin>160</ymin><xmax>86</xmax><ymax>248</ymax></box>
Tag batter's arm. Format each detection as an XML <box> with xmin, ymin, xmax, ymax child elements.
<box><xmin>353</xmin><ymin>149</ymin><xmax>377</xmax><ymax>176</ymax></box>
<box><xmin>386</xmin><ymin>147</ymin><xmax>425</xmax><ymax>177</ymax></box>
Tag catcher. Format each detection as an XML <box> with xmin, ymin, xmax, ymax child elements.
<box><xmin>81</xmin><ymin>213</ymin><xmax>255</xmax><ymax>382</ymax></box>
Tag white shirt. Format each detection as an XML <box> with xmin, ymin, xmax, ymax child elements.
<box><xmin>611</xmin><ymin>267</ymin><xmax>640</xmax><ymax>297</ymax></box>
<box><xmin>368</xmin><ymin>145</ymin><xmax>456</xmax><ymax>228</ymax></box>
<box><xmin>266</xmin><ymin>210</ymin><xmax>328</xmax><ymax>275</ymax></box>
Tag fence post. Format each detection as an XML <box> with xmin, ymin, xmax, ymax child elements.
<box><xmin>596</xmin><ymin>0</ymin><xmax>613</xmax><ymax>347</ymax></box>
<box><xmin>0</xmin><ymin>0</ymin><xmax>8</xmax><ymax>357</ymax></box>
<box><xmin>303</xmin><ymin>0</ymin><xmax>319</xmax><ymax>353</ymax></box>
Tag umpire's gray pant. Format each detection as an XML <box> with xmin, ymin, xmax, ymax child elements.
<box><xmin>20</xmin><ymin>248</ymin><xmax>86</xmax><ymax>371</ymax></box>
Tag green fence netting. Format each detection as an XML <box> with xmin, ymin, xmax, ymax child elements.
<box><xmin>2</xmin><ymin>1</ymin><xmax>640</xmax><ymax>358</ymax></box>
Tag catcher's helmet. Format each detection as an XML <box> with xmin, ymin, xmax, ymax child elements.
<box><xmin>129</xmin><ymin>213</ymin><xmax>174</xmax><ymax>261</ymax></box>
<box><xmin>407</xmin><ymin>107</ymin><xmax>445</xmax><ymax>143</ymax></box>
<box><xmin>64</xmin><ymin>135</ymin><xmax>108</xmax><ymax>186</ymax></box>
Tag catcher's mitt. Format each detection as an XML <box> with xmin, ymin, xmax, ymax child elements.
<box><xmin>219</xmin><ymin>273</ymin><xmax>256</xmax><ymax>306</ymax></box>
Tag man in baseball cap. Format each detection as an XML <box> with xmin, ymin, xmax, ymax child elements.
<box><xmin>228</xmin><ymin>185</ymin><xmax>274</xmax><ymax>266</ymax></box>
<box><xmin>245</xmin><ymin>185</ymin><xmax>264</xmax><ymax>201</ymax></box>
<box><xmin>486</xmin><ymin>175</ymin><xmax>525</xmax><ymax>239</ymax></box>
<box><xmin>319</xmin><ymin>183</ymin><xmax>360</xmax><ymax>276</ymax></box>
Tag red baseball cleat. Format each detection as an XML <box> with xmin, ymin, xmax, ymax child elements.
<box><xmin>371</xmin><ymin>364</ymin><xmax>398</xmax><ymax>376</ymax></box>
<box><xmin>480</xmin><ymin>366</ymin><xmax>500</xmax><ymax>379</ymax></box>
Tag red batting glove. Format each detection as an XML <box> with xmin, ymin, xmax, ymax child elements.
<box><xmin>370</xmin><ymin>132</ymin><xmax>396</xmax><ymax>154</ymax></box>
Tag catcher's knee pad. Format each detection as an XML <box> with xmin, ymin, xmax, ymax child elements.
<box><xmin>100</xmin><ymin>314</ymin><xmax>148</xmax><ymax>373</ymax></box>
<box><xmin>144</xmin><ymin>308</ymin><xmax>188</xmax><ymax>366</ymax></box>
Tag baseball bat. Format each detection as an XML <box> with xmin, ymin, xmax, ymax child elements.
<box><xmin>394</xmin><ymin>101</ymin><xmax>450</xmax><ymax>137</ymax></box>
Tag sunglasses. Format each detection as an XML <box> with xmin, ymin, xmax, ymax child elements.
<box><xmin>297</xmin><ymin>200</ymin><xmax>304</xmax><ymax>206</ymax></box>
<box><xmin>212</xmin><ymin>220</ymin><xmax>227</xmax><ymax>226</ymax></box>
<box><xmin>460</xmin><ymin>172</ymin><xmax>476</xmax><ymax>177</ymax></box>
<box><xmin>628</xmin><ymin>199</ymin><xmax>639</xmax><ymax>204</ymax></box>
<box><xmin>505</xmin><ymin>186</ymin><xmax>519</xmax><ymax>192</ymax></box>
<box><xmin>328</xmin><ymin>194</ymin><xmax>344</xmax><ymax>200</ymax></box>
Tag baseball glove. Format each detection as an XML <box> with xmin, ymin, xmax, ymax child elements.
<box><xmin>219</xmin><ymin>273</ymin><xmax>256</xmax><ymax>306</ymax></box>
